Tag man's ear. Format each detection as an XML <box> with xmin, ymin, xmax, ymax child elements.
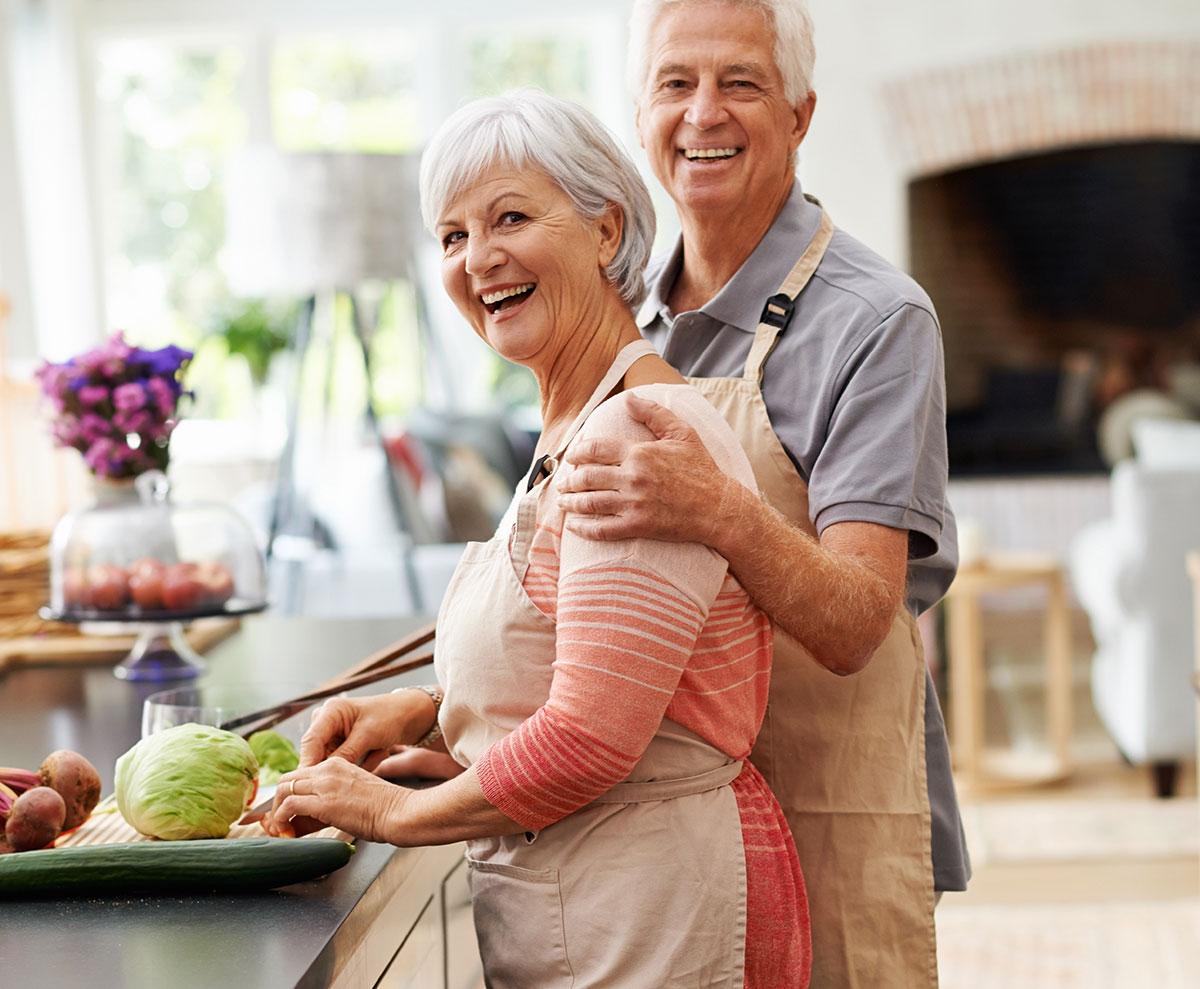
<box><xmin>634</xmin><ymin>99</ymin><xmax>646</xmax><ymax>149</ymax></box>
<box><xmin>790</xmin><ymin>91</ymin><xmax>817</xmax><ymax>152</ymax></box>
<box><xmin>598</xmin><ymin>202</ymin><xmax>624</xmax><ymax>268</ymax></box>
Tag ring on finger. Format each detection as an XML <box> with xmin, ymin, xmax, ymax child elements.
<box><xmin>288</xmin><ymin>779</ymin><xmax>296</xmax><ymax>797</ymax></box>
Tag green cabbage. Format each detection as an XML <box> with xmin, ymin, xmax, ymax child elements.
<box><xmin>115</xmin><ymin>723</ymin><xmax>259</xmax><ymax>839</ymax></box>
<box><xmin>247</xmin><ymin>729</ymin><xmax>300</xmax><ymax>785</ymax></box>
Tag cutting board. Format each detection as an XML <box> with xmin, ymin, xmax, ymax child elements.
<box><xmin>0</xmin><ymin>617</ymin><xmax>241</xmax><ymax>673</ymax></box>
<box><xmin>56</xmin><ymin>795</ymin><xmax>347</xmax><ymax>847</ymax></box>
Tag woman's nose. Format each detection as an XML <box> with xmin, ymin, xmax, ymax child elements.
<box><xmin>464</xmin><ymin>233</ymin><xmax>503</xmax><ymax>276</ymax></box>
<box><xmin>683</xmin><ymin>80</ymin><xmax>728</xmax><ymax>130</ymax></box>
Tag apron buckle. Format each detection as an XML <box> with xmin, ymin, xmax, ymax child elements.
<box><xmin>760</xmin><ymin>292</ymin><xmax>795</xmax><ymax>331</ymax></box>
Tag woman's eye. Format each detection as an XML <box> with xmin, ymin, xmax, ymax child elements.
<box><xmin>499</xmin><ymin>211</ymin><xmax>526</xmax><ymax>226</ymax></box>
<box><xmin>442</xmin><ymin>230</ymin><xmax>465</xmax><ymax>249</ymax></box>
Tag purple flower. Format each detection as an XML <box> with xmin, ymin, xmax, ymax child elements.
<box><xmin>114</xmin><ymin>409</ymin><xmax>152</xmax><ymax>435</ymax></box>
<box><xmin>35</xmin><ymin>362</ymin><xmax>70</xmax><ymax>398</ymax></box>
<box><xmin>113</xmin><ymin>381</ymin><xmax>147</xmax><ymax>411</ymax></box>
<box><xmin>51</xmin><ymin>416</ymin><xmax>81</xmax><ymax>445</ymax></box>
<box><xmin>78</xmin><ymin>413</ymin><xmax>112</xmax><ymax>444</ymax></box>
<box><xmin>36</xmin><ymin>331</ymin><xmax>192</xmax><ymax>479</ymax></box>
<box><xmin>146</xmin><ymin>377</ymin><xmax>175</xmax><ymax>415</ymax></box>
<box><xmin>138</xmin><ymin>344</ymin><xmax>193</xmax><ymax>380</ymax></box>
<box><xmin>77</xmin><ymin>384</ymin><xmax>111</xmax><ymax>407</ymax></box>
<box><xmin>83</xmin><ymin>438</ymin><xmax>116</xmax><ymax>474</ymax></box>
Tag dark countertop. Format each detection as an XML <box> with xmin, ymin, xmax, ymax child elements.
<box><xmin>0</xmin><ymin>615</ymin><xmax>454</xmax><ymax>989</ymax></box>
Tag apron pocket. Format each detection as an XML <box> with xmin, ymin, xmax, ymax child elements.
<box><xmin>467</xmin><ymin>858</ymin><xmax>573</xmax><ymax>988</ymax></box>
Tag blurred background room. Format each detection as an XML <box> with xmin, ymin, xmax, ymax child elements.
<box><xmin>1</xmin><ymin>1</ymin><xmax>1199</xmax><ymax>984</ymax></box>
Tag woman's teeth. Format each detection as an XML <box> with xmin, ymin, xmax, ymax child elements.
<box><xmin>482</xmin><ymin>283</ymin><xmax>535</xmax><ymax>312</ymax></box>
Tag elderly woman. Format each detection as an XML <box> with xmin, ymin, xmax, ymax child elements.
<box><xmin>264</xmin><ymin>90</ymin><xmax>809</xmax><ymax>987</ymax></box>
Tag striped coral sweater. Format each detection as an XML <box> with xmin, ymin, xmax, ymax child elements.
<box><xmin>474</xmin><ymin>384</ymin><xmax>811</xmax><ymax>988</ymax></box>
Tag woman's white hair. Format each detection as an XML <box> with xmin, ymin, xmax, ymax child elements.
<box><xmin>419</xmin><ymin>89</ymin><xmax>656</xmax><ymax>310</ymax></box>
<box><xmin>626</xmin><ymin>0</ymin><xmax>816</xmax><ymax>104</ymax></box>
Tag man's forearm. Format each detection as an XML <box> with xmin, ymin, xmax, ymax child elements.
<box><xmin>713</xmin><ymin>480</ymin><xmax>905</xmax><ymax>675</ymax></box>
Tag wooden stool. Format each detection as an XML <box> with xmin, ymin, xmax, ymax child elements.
<box><xmin>945</xmin><ymin>551</ymin><xmax>1074</xmax><ymax>789</ymax></box>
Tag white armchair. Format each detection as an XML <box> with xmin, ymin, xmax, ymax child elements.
<box><xmin>1068</xmin><ymin>418</ymin><xmax>1200</xmax><ymax>796</ymax></box>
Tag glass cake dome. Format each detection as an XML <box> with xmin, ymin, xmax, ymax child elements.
<box><xmin>44</xmin><ymin>470</ymin><xmax>268</xmax><ymax>680</ymax></box>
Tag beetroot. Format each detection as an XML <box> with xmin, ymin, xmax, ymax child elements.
<box><xmin>6</xmin><ymin>786</ymin><xmax>66</xmax><ymax>851</ymax></box>
<box><xmin>39</xmin><ymin>749</ymin><xmax>102</xmax><ymax>830</ymax></box>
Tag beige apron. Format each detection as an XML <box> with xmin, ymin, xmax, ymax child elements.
<box><xmin>435</xmin><ymin>340</ymin><xmax>752</xmax><ymax>988</ymax></box>
<box><xmin>664</xmin><ymin>210</ymin><xmax>938</xmax><ymax>987</ymax></box>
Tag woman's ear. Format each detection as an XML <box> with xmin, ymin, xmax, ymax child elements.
<box><xmin>597</xmin><ymin>202</ymin><xmax>623</xmax><ymax>268</ymax></box>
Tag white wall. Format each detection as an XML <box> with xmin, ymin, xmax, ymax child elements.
<box><xmin>802</xmin><ymin>0</ymin><xmax>1200</xmax><ymax>267</ymax></box>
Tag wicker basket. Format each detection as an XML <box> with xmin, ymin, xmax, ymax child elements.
<box><xmin>0</xmin><ymin>529</ymin><xmax>70</xmax><ymax>640</ymax></box>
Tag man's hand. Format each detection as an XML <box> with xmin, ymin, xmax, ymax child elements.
<box><xmin>557</xmin><ymin>394</ymin><xmax>737</xmax><ymax>549</ymax></box>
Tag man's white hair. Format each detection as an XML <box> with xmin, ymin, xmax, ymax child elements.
<box><xmin>627</xmin><ymin>0</ymin><xmax>816</xmax><ymax>104</ymax></box>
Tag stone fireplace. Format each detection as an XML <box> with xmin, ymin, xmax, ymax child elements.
<box><xmin>884</xmin><ymin>41</ymin><xmax>1200</xmax><ymax>476</ymax></box>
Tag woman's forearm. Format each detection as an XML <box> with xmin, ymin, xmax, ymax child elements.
<box><xmin>385</xmin><ymin>766</ymin><xmax>528</xmax><ymax>847</ymax></box>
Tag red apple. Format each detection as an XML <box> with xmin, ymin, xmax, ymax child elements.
<box><xmin>84</xmin><ymin>563</ymin><xmax>130</xmax><ymax>612</ymax></box>
<box><xmin>161</xmin><ymin>561</ymin><xmax>237</xmax><ymax>612</ymax></box>
<box><xmin>128</xmin><ymin>557</ymin><xmax>167</xmax><ymax>610</ymax></box>
<box><xmin>160</xmin><ymin>562</ymin><xmax>203</xmax><ymax>612</ymax></box>
<box><xmin>194</xmin><ymin>561</ymin><xmax>235</xmax><ymax>606</ymax></box>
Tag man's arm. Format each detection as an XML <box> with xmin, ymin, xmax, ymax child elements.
<box><xmin>557</xmin><ymin>394</ymin><xmax>907</xmax><ymax>674</ymax></box>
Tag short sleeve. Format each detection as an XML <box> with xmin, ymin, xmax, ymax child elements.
<box><xmin>807</xmin><ymin>303</ymin><xmax>948</xmax><ymax>560</ymax></box>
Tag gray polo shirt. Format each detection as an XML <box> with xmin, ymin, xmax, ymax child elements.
<box><xmin>639</xmin><ymin>181</ymin><xmax>971</xmax><ymax>891</ymax></box>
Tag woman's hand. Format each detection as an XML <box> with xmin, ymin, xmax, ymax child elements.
<box><xmin>264</xmin><ymin>758</ymin><xmax>412</xmax><ymax>844</ymax></box>
<box><xmin>264</xmin><ymin>758</ymin><xmax>527</xmax><ymax>848</ymax></box>
<box><xmin>299</xmin><ymin>690</ymin><xmax>439</xmax><ymax>773</ymax></box>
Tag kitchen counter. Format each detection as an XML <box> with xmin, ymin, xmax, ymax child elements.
<box><xmin>0</xmin><ymin>616</ymin><xmax>481</xmax><ymax>989</ymax></box>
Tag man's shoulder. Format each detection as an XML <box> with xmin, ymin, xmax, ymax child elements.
<box><xmin>814</xmin><ymin>225</ymin><xmax>937</xmax><ymax>324</ymax></box>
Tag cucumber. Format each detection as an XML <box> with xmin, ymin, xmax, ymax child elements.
<box><xmin>0</xmin><ymin>837</ymin><xmax>355</xmax><ymax>898</ymax></box>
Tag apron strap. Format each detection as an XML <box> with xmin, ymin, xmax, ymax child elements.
<box><xmin>742</xmin><ymin>209</ymin><xmax>835</xmax><ymax>386</ymax></box>
<box><xmin>514</xmin><ymin>338</ymin><xmax>658</xmax><ymax>578</ymax></box>
<box><xmin>588</xmin><ymin>759</ymin><xmax>743</xmax><ymax>805</ymax></box>
<box><xmin>547</xmin><ymin>338</ymin><xmax>659</xmax><ymax>470</ymax></box>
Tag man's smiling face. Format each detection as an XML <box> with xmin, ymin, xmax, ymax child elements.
<box><xmin>635</xmin><ymin>0</ymin><xmax>810</xmax><ymax>222</ymax></box>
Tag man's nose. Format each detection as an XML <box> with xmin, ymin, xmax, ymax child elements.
<box><xmin>683</xmin><ymin>79</ymin><xmax>729</xmax><ymax>129</ymax></box>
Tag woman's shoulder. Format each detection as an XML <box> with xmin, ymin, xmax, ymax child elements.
<box><xmin>581</xmin><ymin>382</ymin><xmax>757</xmax><ymax>490</ymax></box>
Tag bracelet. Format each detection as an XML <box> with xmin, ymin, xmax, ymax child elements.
<box><xmin>394</xmin><ymin>684</ymin><xmax>444</xmax><ymax>749</ymax></box>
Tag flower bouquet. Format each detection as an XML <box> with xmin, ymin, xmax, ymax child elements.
<box><xmin>35</xmin><ymin>333</ymin><xmax>193</xmax><ymax>480</ymax></box>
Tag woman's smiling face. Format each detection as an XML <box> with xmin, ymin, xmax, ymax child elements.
<box><xmin>436</xmin><ymin>165</ymin><xmax>620</xmax><ymax>371</ymax></box>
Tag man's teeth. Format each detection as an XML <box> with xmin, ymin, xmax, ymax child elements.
<box><xmin>683</xmin><ymin>148</ymin><xmax>739</xmax><ymax>159</ymax></box>
<box><xmin>481</xmin><ymin>283</ymin><xmax>534</xmax><ymax>305</ymax></box>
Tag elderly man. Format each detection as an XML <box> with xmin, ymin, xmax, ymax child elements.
<box><xmin>556</xmin><ymin>1</ymin><xmax>969</xmax><ymax>985</ymax></box>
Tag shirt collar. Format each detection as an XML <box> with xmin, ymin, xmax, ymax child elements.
<box><xmin>638</xmin><ymin>180</ymin><xmax>825</xmax><ymax>334</ymax></box>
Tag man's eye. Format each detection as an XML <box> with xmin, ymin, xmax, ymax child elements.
<box><xmin>442</xmin><ymin>230</ymin><xmax>465</xmax><ymax>249</ymax></box>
